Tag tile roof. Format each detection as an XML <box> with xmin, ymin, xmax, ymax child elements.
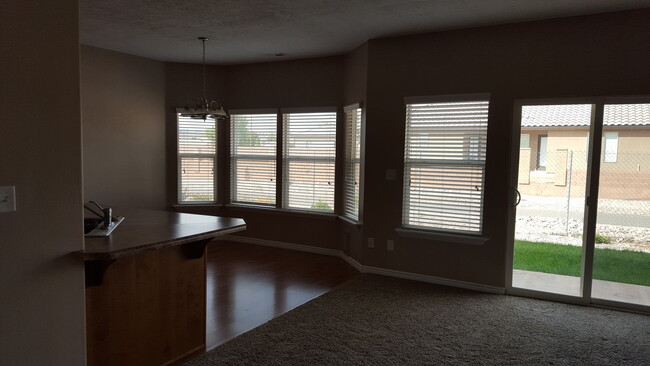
<box><xmin>521</xmin><ymin>103</ymin><xmax>650</xmax><ymax>128</ymax></box>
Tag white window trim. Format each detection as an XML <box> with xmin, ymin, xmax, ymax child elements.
<box><xmin>402</xmin><ymin>94</ymin><xmax>490</xmax><ymax>235</ymax></box>
<box><xmin>281</xmin><ymin>109</ymin><xmax>337</xmax><ymax>212</ymax></box>
<box><xmin>176</xmin><ymin>109</ymin><xmax>217</xmax><ymax>204</ymax></box>
<box><xmin>229</xmin><ymin>112</ymin><xmax>278</xmax><ymax>206</ymax></box>
<box><xmin>343</xmin><ymin>103</ymin><xmax>363</xmax><ymax>222</ymax></box>
<box><xmin>603</xmin><ymin>131</ymin><xmax>618</xmax><ymax>163</ymax></box>
<box><xmin>520</xmin><ymin>133</ymin><xmax>530</xmax><ymax>149</ymax></box>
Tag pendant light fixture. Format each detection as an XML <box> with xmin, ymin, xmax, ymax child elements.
<box><xmin>179</xmin><ymin>37</ymin><xmax>228</xmax><ymax>120</ymax></box>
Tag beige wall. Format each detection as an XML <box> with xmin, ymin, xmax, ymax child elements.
<box><xmin>522</xmin><ymin>127</ymin><xmax>650</xmax><ymax>173</ymax></box>
<box><xmin>81</xmin><ymin>46</ymin><xmax>167</xmax><ymax>210</ymax></box>
<box><xmin>619</xmin><ymin>128</ymin><xmax>650</xmax><ymax>153</ymax></box>
<box><xmin>547</xmin><ymin>130</ymin><xmax>589</xmax><ymax>153</ymax></box>
<box><xmin>0</xmin><ymin>1</ymin><xmax>86</xmax><ymax>365</ymax></box>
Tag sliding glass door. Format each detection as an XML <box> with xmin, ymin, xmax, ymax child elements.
<box><xmin>511</xmin><ymin>104</ymin><xmax>592</xmax><ymax>298</ymax></box>
<box><xmin>508</xmin><ymin>98</ymin><xmax>650</xmax><ymax>312</ymax></box>
<box><xmin>591</xmin><ymin>103</ymin><xmax>650</xmax><ymax>308</ymax></box>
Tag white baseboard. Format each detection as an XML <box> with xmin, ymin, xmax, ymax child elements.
<box><xmin>221</xmin><ymin>235</ymin><xmax>505</xmax><ymax>295</ymax></box>
<box><xmin>359</xmin><ymin>265</ymin><xmax>505</xmax><ymax>294</ymax></box>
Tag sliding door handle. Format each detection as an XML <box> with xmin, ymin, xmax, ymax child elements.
<box><xmin>514</xmin><ymin>188</ymin><xmax>521</xmax><ymax>207</ymax></box>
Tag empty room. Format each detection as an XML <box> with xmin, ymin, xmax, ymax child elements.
<box><xmin>1</xmin><ymin>1</ymin><xmax>649</xmax><ymax>365</ymax></box>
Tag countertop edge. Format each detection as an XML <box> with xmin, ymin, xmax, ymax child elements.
<box><xmin>78</xmin><ymin>224</ymin><xmax>246</xmax><ymax>261</ymax></box>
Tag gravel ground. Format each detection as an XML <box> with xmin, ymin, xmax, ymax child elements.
<box><xmin>515</xmin><ymin>216</ymin><xmax>650</xmax><ymax>253</ymax></box>
<box><xmin>516</xmin><ymin>195</ymin><xmax>650</xmax><ymax>253</ymax></box>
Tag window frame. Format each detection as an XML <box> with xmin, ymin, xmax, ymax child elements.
<box><xmin>342</xmin><ymin>103</ymin><xmax>363</xmax><ymax>222</ymax></box>
<box><xmin>176</xmin><ymin>109</ymin><xmax>217</xmax><ymax>204</ymax></box>
<box><xmin>401</xmin><ymin>93</ymin><xmax>490</xmax><ymax>236</ymax></box>
<box><xmin>281</xmin><ymin>108</ymin><xmax>338</xmax><ymax>213</ymax></box>
<box><xmin>602</xmin><ymin>131</ymin><xmax>618</xmax><ymax>163</ymax></box>
<box><xmin>520</xmin><ymin>133</ymin><xmax>530</xmax><ymax>149</ymax></box>
<box><xmin>229</xmin><ymin>110</ymin><xmax>279</xmax><ymax>207</ymax></box>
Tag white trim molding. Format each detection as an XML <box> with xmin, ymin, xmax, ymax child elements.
<box><xmin>221</xmin><ymin>235</ymin><xmax>505</xmax><ymax>295</ymax></box>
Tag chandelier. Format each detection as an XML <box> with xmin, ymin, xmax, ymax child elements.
<box><xmin>179</xmin><ymin>37</ymin><xmax>228</xmax><ymax>120</ymax></box>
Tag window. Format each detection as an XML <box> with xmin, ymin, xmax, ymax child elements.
<box><xmin>282</xmin><ymin>111</ymin><xmax>337</xmax><ymax>212</ymax></box>
<box><xmin>343</xmin><ymin>104</ymin><xmax>362</xmax><ymax>220</ymax></box>
<box><xmin>230</xmin><ymin>113</ymin><xmax>277</xmax><ymax>205</ymax></box>
<box><xmin>603</xmin><ymin>131</ymin><xmax>618</xmax><ymax>163</ymax></box>
<box><xmin>520</xmin><ymin>134</ymin><xmax>530</xmax><ymax>149</ymax></box>
<box><xmin>537</xmin><ymin>135</ymin><xmax>548</xmax><ymax>169</ymax></box>
<box><xmin>402</xmin><ymin>95</ymin><xmax>489</xmax><ymax>233</ymax></box>
<box><xmin>177</xmin><ymin>112</ymin><xmax>216</xmax><ymax>203</ymax></box>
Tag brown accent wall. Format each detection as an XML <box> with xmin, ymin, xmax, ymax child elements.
<box><xmin>0</xmin><ymin>1</ymin><xmax>86</xmax><ymax>364</ymax></box>
<box><xmin>223</xmin><ymin>56</ymin><xmax>343</xmax><ymax>109</ymax></box>
<box><xmin>340</xmin><ymin>44</ymin><xmax>369</xmax><ymax>260</ymax></box>
<box><xmin>81</xmin><ymin>46</ymin><xmax>167</xmax><ymax>210</ymax></box>
<box><xmin>343</xmin><ymin>43</ymin><xmax>368</xmax><ymax>105</ymax></box>
<box><xmin>81</xmin><ymin>9</ymin><xmax>650</xmax><ymax>289</ymax></box>
<box><xmin>359</xmin><ymin>9</ymin><xmax>650</xmax><ymax>286</ymax></box>
<box><xmin>170</xmin><ymin>57</ymin><xmax>344</xmax><ymax>250</ymax></box>
<box><xmin>165</xmin><ymin>62</ymin><xmax>227</xmax><ymax>205</ymax></box>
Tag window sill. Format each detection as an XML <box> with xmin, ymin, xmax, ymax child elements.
<box><xmin>395</xmin><ymin>227</ymin><xmax>488</xmax><ymax>245</ymax></box>
<box><xmin>225</xmin><ymin>204</ymin><xmax>338</xmax><ymax>220</ymax></box>
<box><xmin>337</xmin><ymin>215</ymin><xmax>362</xmax><ymax>228</ymax></box>
<box><xmin>172</xmin><ymin>203</ymin><xmax>224</xmax><ymax>209</ymax></box>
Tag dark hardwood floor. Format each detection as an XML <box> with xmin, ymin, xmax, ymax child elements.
<box><xmin>205</xmin><ymin>241</ymin><xmax>359</xmax><ymax>350</ymax></box>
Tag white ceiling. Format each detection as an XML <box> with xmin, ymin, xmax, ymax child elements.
<box><xmin>80</xmin><ymin>0</ymin><xmax>650</xmax><ymax>65</ymax></box>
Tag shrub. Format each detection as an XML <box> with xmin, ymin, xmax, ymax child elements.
<box><xmin>311</xmin><ymin>200</ymin><xmax>331</xmax><ymax>210</ymax></box>
<box><xmin>595</xmin><ymin>234</ymin><xmax>611</xmax><ymax>244</ymax></box>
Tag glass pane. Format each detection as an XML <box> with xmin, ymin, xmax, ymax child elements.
<box><xmin>232</xmin><ymin>159</ymin><xmax>276</xmax><ymax>205</ymax></box>
<box><xmin>592</xmin><ymin>103</ymin><xmax>650</xmax><ymax>306</ymax></box>
<box><xmin>180</xmin><ymin>157</ymin><xmax>214</xmax><ymax>202</ymax></box>
<box><xmin>178</xmin><ymin>115</ymin><xmax>216</xmax><ymax>154</ymax></box>
<box><xmin>513</xmin><ymin>104</ymin><xmax>592</xmax><ymax>297</ymax></box>
<box><xmin>285</xmin><ymin>160</ymin><xmax>335</xmax><ymax>211</ymax></box>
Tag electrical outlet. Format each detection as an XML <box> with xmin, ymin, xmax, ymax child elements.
<box><xmin>387</xmin><ymin>239</ymin><xmax>394</xmax><ymax>251</ymax></box>
<box><xmin>368</xmin><ymin>237</ymin><xmax>375</xmax><ymax>248</ymax></box>
<box><xmin>0</xmin><ymin>186</ymin><xmax>16</xmax><ymax>213</ymax></box>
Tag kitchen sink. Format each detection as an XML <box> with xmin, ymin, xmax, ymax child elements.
<box><xmin>84</xmin><ymin>216</ymin><xmax>125</xmax><ymax>237</ymax></box>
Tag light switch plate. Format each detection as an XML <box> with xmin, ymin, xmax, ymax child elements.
<box><xmin>0</xmin><ymin>186</ymin><xmax>16</xmax><ymax>213</ymax></box>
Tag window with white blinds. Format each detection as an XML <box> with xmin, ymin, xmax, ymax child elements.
<box><xmin>343</xmin><ymin>104</ymin><xmax>362</xmax><ymax>220</ymax></box>
<box><xmin>230</xmin><ymin>113</ymin><xmax>277</xmax><ymax>205</ymax></box>
<box><xmin>177</xmin><ymin>113</ymin><xmax>217</xmax><ymax>203</ymax></box>
<box><xmin>282</xmin><ymin>111</ymin><xmax>337</xmax><ymax>212</ymax></box>
<box><xmin>402</xmin><ymin>95</ymin><xmax>489</xmax><ymax>233</ymax></box>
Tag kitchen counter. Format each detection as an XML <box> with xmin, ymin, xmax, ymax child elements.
<box><xmin>82</xmin><ymin>209</ymin><xmax>245</xmax><ymax>366</ymax></box>
<box><xmin>81</xmin><ymin>208</ymin><xmax>246</xmax><ymax>261</ymax></box>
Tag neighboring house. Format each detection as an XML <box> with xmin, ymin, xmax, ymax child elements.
<box><xmin>518</xmin><ymin>104</ymin><xmax>650</xmax><ymax>200</ymax></box>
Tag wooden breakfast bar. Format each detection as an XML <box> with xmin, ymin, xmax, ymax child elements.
<box><xmin>80</xmin><ymin>209</ymin><xmax>246</xmax><ymax>366</ymax></box>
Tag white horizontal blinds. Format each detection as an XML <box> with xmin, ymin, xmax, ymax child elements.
<box><xmin>177</xmin><ymin>114</ymin><xmax>216</xmax><ymax>202</ymax></box>
<box><xmin>230</xmin><ymin>113</ymin><xmax>277</xmax><ymax>205</ymax></box>
<box><xmin>403</xmin><ymin>97</ymin><xmax>489</xmax><ymax>233</ymax></box>
<box><xmin>283</xmin><ymin>112</ymin><xmax>337</xmax><ymax>211</ymax></box>
<box><xmin>343</xmin><ymin>105</ymin><xmax>362</xmax><ymax>220</ymax></box>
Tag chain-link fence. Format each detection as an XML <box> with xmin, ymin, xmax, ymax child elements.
<box><xmin>516</xmin><ymin>149</ymin><xmax>650</xmax><ymax>252</ymax></box>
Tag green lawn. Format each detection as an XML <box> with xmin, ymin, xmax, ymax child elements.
<box><xmin>514</xmin><ymin>240</ymin><xmax>650</xmax><ymax>286</ymax></box>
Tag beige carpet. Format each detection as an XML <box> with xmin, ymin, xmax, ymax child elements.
<box><xmin>185</xmin><ymin>274</ymin><xmax>650</xmax><ymax>365</ymax></box>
